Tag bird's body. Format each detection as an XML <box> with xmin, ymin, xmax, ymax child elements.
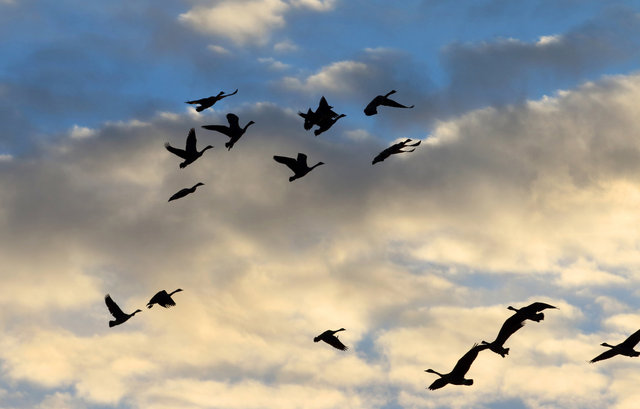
<box><xmin>105</xmin><ymin>294</ymin><xmax>141</xmax><ymax>327</ymax></box>
<box><xmin>372</xmin><ymin>138</ymin><xmax>421</xmax><ymax>164</ymax></box>
<box><xmin>186</xmin><ymin>89</ymin><xmax>237</xmax><ymax>112</ymax></box>
<box><xmin>590</xmin><ymin>329</ymin><xmax>640</xmax><ymax>363</ymax></box>
<box><xmin>313</xmin><ymin>114</ymin><xmax>346</xmax><ymax>136</ymax></box>
<box><xmin>364</xmin><ymin>90</ymin><xmax>414</xmax><ymax>116</ymax></box>
<box><xmin>273</xmin><ymin>153</ymin><xmax>324</xmax><ymax>181</ymax></box>
<box><xmin>482</xmin><ymin>302</ymin><xmax>557</xmax><ymax>357</ymax></box>
<box><xmin>168</xmin><ymin>182</ymin><xmax>204</xmax><ymax>202</ymax></box>
<box><xmin>298</xmin><ymin>96</ymin><xmax>338</xmax><ymax>131</ymax></box>
<box><xmin>165</xmin><ymin>128</ymin><xmax>213</xmax><ymax>169</ymax></box>
<box><xmin>147</xmin><ymin>289</ymin><xmax>183</xmax><ymax>308</ymax></box>
<box><xmin>425</xmin><ymin>343</ymin><xmax>489</xmax><ymax>390</ymax></box>
<box><xmin>202</xmin><ymin>113</ymin><xmax>255</xmax><ymax>150</ymax></box>
<box><xmin>314</xmin><ymin>328</ymin><xmax>348</xmax><ymax>351</ymax></box>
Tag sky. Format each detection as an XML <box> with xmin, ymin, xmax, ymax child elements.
<box><xmin>3</xmin><ymin>0</ymin><xmax>640</xmax><ymax>408</ymax></box>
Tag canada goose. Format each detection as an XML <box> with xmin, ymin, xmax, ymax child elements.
<box><xmin>313</xmin><ymin>113</ymin><xmax>346</xmax><ymax>136</ymax></box>
<box><xmin>273</xmin><ymin>153</ymin><xmax>324</xmax><ymax>181</ymax></box>
<box><xmin>165</xmin><ymin>128</ymin><xmax>213</xmax><ymax>169</ymax></box>
<box><xmin>168</xmin><ymin>183</ymin><xmax>204</xmax><ymax>202</ymax></box>
<box><xmin>425</xmin><ymin>343</ymin><xmax>490</xmax><ymax>390</ymax></box>
<box><xmin>372</xmin><ymin>139</ymin><xmax>421</xmax><ymax>164</ymax></box>
<box><xmin>364</xmin><ymin>90</ymin><xmax>414</xmax><ymax>116</ymax></box>
<box><xmin>507</xmin><ymin>302</ymin><xmax>557</xmax><ymax>323</ymax></box>
<box><xmin>147</xmin><ymin>289</ymin><xmax>183</xmax><ymax>308</ymax></box>
<box><xmin>298</xmin><ymin>96</ymin><xmax>338</xmax><ymax>131</ymax></box>
<box><xmin>185</xmin><ymin>89</ymin><xmax>238</xmax><ymax>112</ymax></box>
<box><xmin>590</xmin><ymin>329</ymin><xmax>640</xmax><ymax>363</ymax></box>
<box><xmin>105</xmin><ymin>294</ymin><xmax>141</xmax><ymax>327</ymax></box>
<box><xmin>202</xmin><ymin>113</ymin><xmax>255</xmax><ymax>150</ymax></box>
<box><xmin>314</xmin><ymin>328</ymin><xmax>348</xmax><ymax>351</ymax></box>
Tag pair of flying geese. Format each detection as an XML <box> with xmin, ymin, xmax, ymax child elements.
<box><xmin>165</xmin><ymin>90</ymin><xmax>420</xmax><ymax>201</ymax></box>
<box><xmin>104</xmin><ymin>289</ymin><xmax>183</xmax><ymax>327</ymax></box>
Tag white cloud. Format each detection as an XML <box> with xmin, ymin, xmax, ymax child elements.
<box><xmin>283</xmin><ymin>60</ymin><xmax>371</xmax><ymax>93</ymax></box>
<box><xmin>258</xmin><ymin>57</ymin><xmax>291</xmax><ymax>70</ymax></box>
<box><xmin>69</xmin><ymin>124</ymin><xmax>96</xmax><ymax>140</ymax></box>
<box><xmin>290</xmin><ymin>0</ymin><xmax>337</xmax><ymax>11</ymax></box>
<box><xmin>274</xmin><ymin>39</ymin><xmax>299</xmax><ymax>53</ymax></box>
<box><xmin>207</xmin><ymin>44</ymin><xmax>231</xmax><ymax>55</ymax></box>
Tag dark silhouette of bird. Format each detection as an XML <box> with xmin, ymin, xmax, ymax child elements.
<box><xmin>313</xmin><ymin>113</ymin><xmax>346</xmax><ymax>136</ymax></box>
<box><xmin>168</xmin><ymin>183</ymin><xmax>204</xmax><ymax>202</ymax></box>
<box><xmin>590</xmin><ymin>329</ymin><xmax>640</xmax><ymax>363</ymax></box>
<box><xmin>202</xmin><ymin>113</ymin><xmax>255</xmax><ymax>150</ymax></box>
<box><xmin>364</xmin><ymin>90</ymin><xmax>414</xmax><ymax>116</ymax></box>
<box><xmin>425</xmin><ymin>343</ymin><xmax>490</xmax><ymax>390</ymax></box>
<box><xmin>273</xmin><ymin>153</ymin><xmax>324</xmax><ymax>182</ymax></box>
<box><xmin>147</xmin><ymin>289</ymin><xmax>183</xmax><ymax>309</ymax></box>
<box><xmin>372</xmin><ymin>139</ymin><xmax>421</xmax><ymax>164</ymax></box>
<box><xmin>298</xmin><ymin>96</ymin><xmax>338</xmax><ymax>131</ymax></box>
<box><xmin>482</xmin><ymin>302</ymin><xmax>557</xmax><ymax>357</ymax></box>
<box><xmin>105</xmin><ymin>294</ymin><xmax>142</xmax><ymax>328</ymax></box>
<box><xmin>314</xmin><ymin>328</ymin><xmax>348</xmax><ymax>351</ymax></box>
<box><xmin>165</xmin><ymin>128</ymin><xmax>213</xmax><ymax>169</ymax></box>
<box><xmin>185</xmin><ymin>89</ymin><xmax>238</xmax><ymax>112</ymax></box>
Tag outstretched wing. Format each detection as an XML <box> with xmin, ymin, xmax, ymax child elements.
<box><xmin>621</xmin><ymin>329</ymin><xmax>640</xmax><ymax>348</ymax></box>
<box><xmin>165</xmin><ymin>143</ymin><xmax>189</xmax><ymax>160</ymax></box>
<box><xmin>226</xmin><ymin>113</ymin><xmax>240</xmax><ymax>128</ymax></box>
<box><xmin>273</xmin><ymin>155</ymin><xmax>299</xmax><ymax>172</ymax></box>
<box><xmin>185</xmin><ymin>97</ymin><xmax>209</xmax><ymax>105</ymax></box>
<box><xmin>323</xmin><ymin>335</ymin><xmax>348</xmax><ymax>351</ymax></box>
<box><xmin>296</xmin><ymin>153</ymin><xmax>308</xmax><ymax>167</ymax></box>
<box><xmin>451</xmin><ymin>344</ymin><xmax>489</xmax><ymax>376</ymax></box>
<box><xmin>202</xmin><ymin>124</ymin><xmax>231</xmax><ymax>136</ymax></box>
<box><xmin>589</xmin><ymin>348</ymin><xmax>619</xmax><ymax>364</ymax></box>
<box><xmin>526</xmin><ymin>302</ymin><xmax>557</xmax><ymax>313</ymax></box>
<box><xmin>185</xmin><ymin>128</ymin><xmax>197</xmax><ymax>154</ymax></box>
<box><xmin>105</xmin><ymin>294</ymin><xmax>125</xmax><ymax>319</ymax></box>
<box><xmin>493</xmin><ymin>314</ymin><xmax>525</xmax><ymax>346</ymax></box>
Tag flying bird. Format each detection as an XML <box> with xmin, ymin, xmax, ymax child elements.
<box><xmin>168</xmin><ymin>182</ymin><xmax>204</xmax><ymax>202</ymax></box>
<box><xmin>147</xmin><ymin>289</ymin><xmax>183</xmax><ymax>309</ymax></box>
<box><xmin>313</xmin><ymin>113</ymin><xmax>346</xmax><ymax>136</ymax></box>
<box><xmin>185</xmin><ymin>89</ymin><xmax>238</xmax><ymax>112</ymax></box>
<box><xmin>273</xmin><ymin>153</ymin><xmax>324</xmax><ymax>182</ymax></box>
<box><xmin>165</xmin><ymin>128</ymin><xmax>213</xmax><ymax>169</ymax></box>
<box><xmin>590</xmin><ymin>329</ymin><xmax>640</xmax><ymax>363</ymax></box>
<box><xmin>105</xmin><ymin>294</ymin><xmax>142</xmax><ymax>328</ymax></box>
<box><xmin>364</xmin><ymin>90</ymin><xmax>414</xmax><ymax>116</ymax></box>
<box><xmin>372</xmin><ymin>138</ymin><xmax>421</xmax><ymax>164</ymax></box>
<box><xmin>482</xmin><ymin>302</ymin><xmax>557</xmax><ymax>357</ymax></box>
<box><xmin>298</xmin><ymin>96</ymin><xmax>338</xmax><ymax>131</ymax></box>
<box><xmin>425</xmin><ymin>343</ymin><xmax>490</xmax><ymax>390</ymax></box>
<box><xmin>314</xmin><ymin>328</ymin><xmax>348</xmax><ymax>351</ymax></box>
<box><xmin>202</xmin><ymin>113</ymin><xmax>255</xmax><ymax>150</ymax></box>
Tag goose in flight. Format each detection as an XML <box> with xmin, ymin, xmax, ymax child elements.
<box><xmin>105</xmin><ymin>294</ymin><xmax>142</xmax><ymax>327</ymax></box>
<box><xmin>372</xmin><ymin>138</ymin><xmax>421</xmax><ymax>164</ymax></box>
<box><xmin>364</xmin><ymin>90</ymin><xmax>414</xmax><ymax>116</ymax></box>
<box><xmin>185</xmin><ymin>89</ymin><xmax>238</xmax><ymax>112</ymax></box>
<box><xmin>273</xmin><ymin>153</ymin><xmax>324</xmax><ymax>182</ymax></box>
<box><xmin>202</xmin><ymin>113</ymin><xmax>255</xmax><ymax>150</ymax></box>
<box><xmin>314</xmin><ymin>328</ymin><xmax>348</xmax><ymax>351</ymax></box>
<box><xmin>298</xmin><ymin>96</ymin><xmax>338</xmax><ymax>131</ymax></box>
<box><xmin>590</xmin><ymin>329</ymin><xmax>640</xmax><ymax>363</ymax></box>
<box><xmin>147</xmin><ymin>289</ymin><xmax>183</xmax><ymax>308</ymax></box>
<box><xmin>425</xmin><ymin>343</ymin><xmax>490</xmax><ymax>390</ymax></box>
<box><xmin>482</xmin><ymin>302</ymin><xmax>557</xmax><ymax>357</ymax></box>
<box><xmin>313</xmin><ymin>113</ymin><xmax>346</xmax><ymax>136</ymax></box>
<box><xmin>168</xmin><ymin>182</ymin><xmax>204</xmax><ymax>202</ymax></box>
<box><xmin>165</xmin><ymin>128</ymin><xmax>213</xmax><ymax>169</ymax></box>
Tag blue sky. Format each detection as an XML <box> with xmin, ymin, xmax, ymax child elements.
<box><xmin>3</xmin><ymin>1</ymin><xmax>640</xmax><ymax>409</ymax></box>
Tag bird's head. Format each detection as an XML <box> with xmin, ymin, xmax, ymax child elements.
<box><xmin>507</xmin><ymin>305</ymin><xmax>518</xmax><ymax>312</ymax></box>
<box><xmin>195</xmin><ymin>182</ymin><xmax>205</xmax><ymax>187</ymax></box>
<box><xmin>175</xmin><ymin>288</ymin><xmax>184</xmax><ymax>293</ymax></box>
<box><xmin>372</xmin><ymin>154</ymin><xmax>384</xmax><ymax>165</ymax></box>
<box><xmin>133</xmin><ymin>309</ymin><xmax>142</xmax><ymax>315</ymax></box>
<box><xmin>313</xmin><ymin>336</ymin><xmax>321</xmax><ymax>342</ymax></box>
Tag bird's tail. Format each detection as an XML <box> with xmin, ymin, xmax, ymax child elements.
<box><xmin>109</xmin><ymin>320</ymin><xmax>117</xmax><ymax>328</ymax></box>
<box><xmin>225</xmin><ymin>141</ymin><xmax>231</xmax><ymax>150</ymax></box>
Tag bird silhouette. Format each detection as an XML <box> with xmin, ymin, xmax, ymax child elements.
<box><xmin>168</xmin><ymin>182</ymin><xmax>204</xmax><ymax>202</ymax></box>
<box><xmin>372</xmin><ymin>139</ymin><xmax>421</xmax><ymax>164</ymax></box>
<box><xmin>185</xmin><ymin>89</ymin><xmax>238</xmax><ymax>112</ymax></box>
<box><xmin>364</xmin><ymin>90</ymin><xmax>414</xmax><ymax>116</ymax></box>
<box><xmin>273</xmin><ymin>153</ymin><xmax>324</xmax><ymax>182</ymax></box>
<box><xmin>313</xmin><ymin>113</ymin><xmax>346</xmax><ymax>136</ymax></box>
<box><xmin>425</xmin><ymin>343</ymin><xmax>490</xmax><ymax>390</ymax></box>
<box><xmin>105</xmin><ymin>294</ymin><xmax>141</xmax><ymax>327</ymax></box>
<box><xmin>314</xmin><ymin>328</ymin><xmax>348</xmax><ymax>351</ymax></box>
<box><xmin>590</xmin><ymin>329</ymin><xmax>640</xmax><ymax>363</ymax></box>
<box><xmin>482</xmin><ymin>302</ymin><xmax>557</xmax><ymax>357</ymax></box>
<box><xmin>298</xmin><ymin>96</ymin><xmax>338</xmax><ymax>131</ymax></box>
<box><xmin>147</xmin><ymin>289</ymin><xmax>183</xmax><ymax>308</ymax></box>
<box><xmin>165</xmin><ymin>128</ymin><xmax>213</xmax><ymax>169</ymax></box>
<box><xmin>202</xmin><ymin>113</ymin><xmax>255</xmax><ymax>150</ymax></box>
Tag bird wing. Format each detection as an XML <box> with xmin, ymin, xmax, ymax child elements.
<box><xmin>202</xmin><ymin>125</ymin><xmax>231</xmax><ymax>137</ymax></box>
<box><xmin>296</xmin><ymin>153</ymin><xmax>308</xmax><ymax>167</ymax></box>
<box><xmin>451</xmin><ymin>343</ymin><xmax>489</xmax><ymax>376</ymax></box>
<box><xmin>226</xmin><ymin>113</ymin><xmax>240</xmax><ymax>128</ymax></box>
<box><xmin>273</xmin><ymin>155</ymin><xmax>299</xmax><ymax>172</ymax></box>
<box><xmin>621</xmin><ymin>329</ymin><xmax>640</xmax><ymax>348</ymax></box>
<box><xmin>105</xmin><ymin>294</ymin><xmax>125</xmax><ymax>319</ymax></box>
<box><xmin>165</xmin><ymin>143</ymin><xmax>189</xmax><ymax>160</ymax></box>
<box><xmin>379</xmin><ymin>98</ymin><xmax>414</xmax><ymax>109</ymax></box>
<box><xmin>323</xmin><ymin>335</ymin><xmax>348</xmax><ymax>351</ymax></box>
<box><xmin>316</xmin><ymin>97</ymin><xmax>338</xmax><ymax>118</ymax></box>
<box><xmin>526</xmin><ymin>302</ymin><xmax>557</xmax><ymax>313</ymax></box>
<box><xmin>493</xmin><ymin>314</ymin><xmax>525</xmax><ymax>345</ymax></box>
<box><xmin>185</xmin><ymin>128</ymin><xmax>197</xmax><ymax>154</ymax></box>
<box><xmin>589</xmin><ymin>348</ymin><xmax>619</xmax><ymax>363</ymax></box>
<box><xmin>147</xmin><ymin>290</ymin><xmax>166</xmax><ymax>305</ymax></box>
<box><xmin>185</xmin><ymin>97</ymin><xmax>209</xmax><ymax>105</ymax></box>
